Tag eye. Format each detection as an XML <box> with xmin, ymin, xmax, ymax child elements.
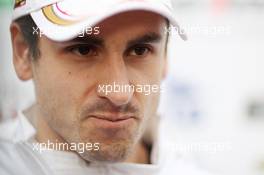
<box><xmin>68</xmin><ymin>44</ymin><xmax>98</xmax><ymax>57</ymax></box>
<box><xmin>128</xmin><ymin>45</ymin><xmax>151</xmax><ymax>57</ymax></box>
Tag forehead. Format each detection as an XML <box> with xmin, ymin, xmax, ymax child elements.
<box><xmin>92</xmin><ymin>11</ymin><xmax>167</xmax><ymax>39</ymax></box>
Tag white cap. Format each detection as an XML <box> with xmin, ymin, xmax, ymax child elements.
<box><xmin>12</xmin><ymin>0</ymin><xmax>187</xmax><ymax>42</ymax></box>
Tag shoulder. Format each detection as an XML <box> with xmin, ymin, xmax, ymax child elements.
<box><xmin>0</xmin><ymin>141</ymin><xmax>35</xmax><ymax>175</ymax></box>
<box><xmin>0</xmin><ymin>140</ymin><xmax>53</xmax><ymax>175</ymax></box>
<box><xmin>0</xmin><ymin>111</ymin><xmax>36</xmax><ymax>142</ymax></box>
<box><xmin>0</xmin><ymin>113</ymin><xmax>47</xmax><ymax>175</ymax></box>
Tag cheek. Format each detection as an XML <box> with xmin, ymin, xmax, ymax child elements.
<box><xmin>33</xmin><ymin>59</ymin><xmax>95</xmax><ymax>135</ymax></box>
<box><xmin>139</xmin><ymin>91</ymin><xmax>160</xmax><ymax>118</ymax></box>
<box><xmin>34</xmin><ymin>70</ymin><xmax>76</xmax><ymax>129</ymax></box>
<box><xmin>129</xmin><ymin>55</ymin><xmax>165</xmax><ymax>84</ymax></box>
<box><xmin>135</xmin><ymin>91</ymin><xmax>160</xmax><ymax>142</ymax></box>
<box><xmin>127</xmin><ymin>55</ymin><xmax>164</xmax><ymax>109</ymax></box>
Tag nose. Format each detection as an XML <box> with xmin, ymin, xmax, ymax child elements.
<box><xmin>97</xmin><ymin>57</ymin><xmax>133</xmax><ymax>106</ymax></box>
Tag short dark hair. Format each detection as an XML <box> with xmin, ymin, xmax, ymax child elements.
<box><xmin>14</xmin><ymin>15</ymin><xmax>40</xmax><ymax>59</ymax></box>
<box><xmin>14</xmin><ymin>15</ymin><xmax>170</xmax><ymax>60</ymax></box>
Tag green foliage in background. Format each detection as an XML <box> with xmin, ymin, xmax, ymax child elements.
<box><xmin>0</xmin><ymin>0</ymin><xmax>13</xmax><ymax>8</ymax></box>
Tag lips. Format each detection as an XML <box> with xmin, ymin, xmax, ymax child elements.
<box><xmin>88</xmin><ymin>114</ymin><xmax>136</xmax><ymax>122</ymax></box>
<box><xmin>82</xmin><ymin>113</ymin><xmax>138</xmax><ymax>130</ymax></box>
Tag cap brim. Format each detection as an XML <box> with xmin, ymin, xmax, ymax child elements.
<box><xmin>30</xmin><ymin>0</ymin><xmax>187</xmax><ymax>42</ymax></box>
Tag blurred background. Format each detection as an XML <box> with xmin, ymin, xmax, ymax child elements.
<box><xmin>0</xmin><ymin>0</ymin><xmax>263</xmax><ymax>175</ymax></box>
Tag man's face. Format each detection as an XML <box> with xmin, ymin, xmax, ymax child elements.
<box><xmin>32</xmin><ymin>11</ymin><xmax>167</xmax><ymax>162</ymax></box>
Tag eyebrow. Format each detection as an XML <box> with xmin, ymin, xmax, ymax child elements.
<box><xmin>126</xmin><ymin>32</ymin><xmax>162</xmax><ymax>48</ymax></box>
<box><xmin>68</xmin><ymin>32</ymin><xmax>161</xmax><ymax>48</ymax></box>
<box><xmin>71</xmin><ymin>36</ymin><xmax>104</xmax><ymax>46</ymax></box>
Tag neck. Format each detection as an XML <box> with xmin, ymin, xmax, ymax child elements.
<box><xmin>24</xmin><ymin>104</ymin><xmax>65</xmax><ymax>144</ymax></box>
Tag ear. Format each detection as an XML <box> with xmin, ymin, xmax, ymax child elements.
<box><xmin>10</xmin><ymin>22</ymin><xmax>33</xmax><ymax>81</ymax></box>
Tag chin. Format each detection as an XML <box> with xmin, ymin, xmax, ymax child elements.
<box><xmin>79</xmin><ymin>139</ymin><xmax>135</xmax><ymax>163</ymax></box>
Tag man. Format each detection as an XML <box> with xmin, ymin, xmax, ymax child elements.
<box><xmin>0</xmin><ymin>0</ymin><xmax>211</xmax><ymax>174</ymax></box>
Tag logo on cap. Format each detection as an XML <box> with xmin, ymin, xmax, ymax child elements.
<box><xmin>14</xmin><ymin>0</ymin><xmax>26</xmax><ymax>8</ymax></box>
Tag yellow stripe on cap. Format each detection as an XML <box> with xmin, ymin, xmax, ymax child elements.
<box><xmin>42</xmin><ymin>5</ymin><xmax>78</xmax><ymax>26</ymax></box>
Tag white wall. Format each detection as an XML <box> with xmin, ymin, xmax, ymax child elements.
<box><xmin>159</xmin><ymin>2</ymin><xmax>264</xmax><ymax>175</ymax></box>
